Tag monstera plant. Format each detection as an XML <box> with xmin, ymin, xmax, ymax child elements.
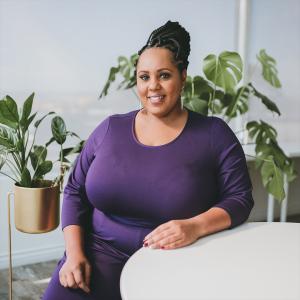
<box><xmin>0</xmin><ymin>92</ymin><xmax>84</xmax><ymax>189</ymax></box>
<box><xmin>99</xmin><ymin>49</ymin><xmax>297</xmax><ymax>202</ymax></box>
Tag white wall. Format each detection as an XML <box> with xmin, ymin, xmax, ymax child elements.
<box><xmin>0</xmin><ymin>0</ymin><xmax>299</xmax><ymax>269</ymax></box>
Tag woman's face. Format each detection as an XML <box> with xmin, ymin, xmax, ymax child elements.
<box><xmin>136</xmin><ymin>47</ymin><xmax>186</xmax><ymax>117</ymax></box>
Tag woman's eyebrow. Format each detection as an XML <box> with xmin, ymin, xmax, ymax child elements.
<box><xmin>137</xmin><ymin>68</ymin><xmax>172</xmax><ymax>74</ymax></box>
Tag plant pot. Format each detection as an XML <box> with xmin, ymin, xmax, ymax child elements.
<box><xmin>13</xmin><ymin>180</ymin><xmax>60</xmax><ymax>233</ymax></box>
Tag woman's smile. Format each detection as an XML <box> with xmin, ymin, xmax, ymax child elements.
<box><xmin>147</xmin><ymin>94</ymin><xmax>166</xmax><ymax>104</ymax></box>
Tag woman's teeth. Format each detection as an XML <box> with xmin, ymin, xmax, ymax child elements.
<box><xmin>148</xmin><ymin>95</ymin><xmax>165</xmax><ymax>104</ymax></box>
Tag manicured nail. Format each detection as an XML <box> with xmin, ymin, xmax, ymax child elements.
<box><xmin>144</xmin><ymin>242</ymin><xmax>148</xmax><ymax>247</ymax></box>
<box><xmin>161</xmin><ymin>246</ymin><xmax>165</xmax><ymax>249</ymax></box>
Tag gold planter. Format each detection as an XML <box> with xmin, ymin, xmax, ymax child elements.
<box><xmin>13</xmin><ymin>180</ymin><xmax>60</xmax><ymax>233</ymax></box>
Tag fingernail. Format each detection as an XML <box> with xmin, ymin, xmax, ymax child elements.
<box><xmin>161</xmin><ymin>246</ymin><xmax>165</xmax><ymax>249</ymax></box>
<box><xmin>143</xmin><ymin>242</ymin><xmax>148</xmax><ymax>247</ymax></box>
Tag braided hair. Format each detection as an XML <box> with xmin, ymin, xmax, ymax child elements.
<box><xmin>135</xmin><ymin>20</ymin><xmax>191</xmax><ymax>74</ymax></box>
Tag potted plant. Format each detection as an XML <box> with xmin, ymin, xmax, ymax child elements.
<box><xmin>99</xmin><ymin>49</ymin><xmax>297</xmax><ymax>203</ymax></box>
<box><xmin>0</xmin><ymin>93</ymin><xmax>84</xmax><ymax>233</ymax></box>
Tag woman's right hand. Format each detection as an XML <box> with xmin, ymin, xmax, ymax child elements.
<box><xmin>59</xmin><ymin>252</ymin><xmax>91</xmax><ymax>293</ymax></box>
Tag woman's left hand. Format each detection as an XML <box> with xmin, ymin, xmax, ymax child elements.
<box><xmin>143</xmin><ymin>218</ymin><xmax>200</xmax><ymax>250</ymax></box>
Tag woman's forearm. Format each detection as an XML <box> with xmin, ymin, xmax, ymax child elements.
<box><xmin>190</xmin><ymin>207</ymin><xmax>231</xmax><ymax>239</ymax></box>
<box><xmin>63</xmin><ymin>225</ymin><xmax>85</xmax><ymax>257</ymax></box>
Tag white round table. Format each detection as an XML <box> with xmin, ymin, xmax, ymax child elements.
<box><xmin>120</xmin><ymin>222</ymin><xmax>300</xmax><ymax>300</ymax></box>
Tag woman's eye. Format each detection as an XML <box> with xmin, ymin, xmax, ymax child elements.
<box><xmin>139</xmin><ymin>73</ymin><xmax>170</xmax><ymax>81</ymax></box>
<box><xmin>139</xmin><ymin>75</ymin><xmax>149</xmax><ymax>81</ymax></box>
<box><xmin>160</xmin><ymin>73</ymin><xmax>170</xmax><ymax>79</ymax></box>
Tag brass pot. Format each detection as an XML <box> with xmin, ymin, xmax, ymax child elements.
<box><xmin>13</xmin><ymin>180</ymin><xmax>60</xmax><ymax>233</ymax></box>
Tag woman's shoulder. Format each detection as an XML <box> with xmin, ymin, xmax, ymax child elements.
<box><xmin>88</xmin><ymin>109</ymin><xmax>138</xmax><ymax>144</ymax></box>
<box><xmin>93</xmin><ymin>109</ymin><xmax>138</xmax><ymax>131</ymax></box>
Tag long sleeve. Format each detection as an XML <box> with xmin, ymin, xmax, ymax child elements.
<box><xmin>211</xmin><ymin>117</ymin><xmax>254</xmax><ymax>228</ymax></box>
<box><xmin>61</xmin><ymin>117</ymin><xmax>110</xmax><ymax>230</ymax></box>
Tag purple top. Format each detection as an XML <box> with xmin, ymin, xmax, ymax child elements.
<box><xmin>62</xmin><ymin>109</ymin><xmax>253</xmax><ymax>255</ymax></box>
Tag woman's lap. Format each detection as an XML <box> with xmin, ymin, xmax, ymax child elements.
<box><xmin>42</xmin><ymin>246</ymin><xmax>128</xmax><ymax>300</ymax></box>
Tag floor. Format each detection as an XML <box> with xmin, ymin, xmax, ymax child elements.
<box><xmin>1</xmin><ymin>216</ymin><xmax>300</xmax><ymax>299</ymax></box>
<box><xmin>0</xmin><ymin>260</ymin><xmax>58</xmax><ymax>300</ymax></box>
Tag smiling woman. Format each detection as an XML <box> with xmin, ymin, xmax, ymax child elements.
<box><xmin>42</xmin><ymin>20</ymin><xmax>254</xmax><ymax>300</ymax></box>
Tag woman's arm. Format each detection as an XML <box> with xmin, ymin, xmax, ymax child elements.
<box><xmin>64</xmin><ymin>225</ymin><xmax>85</xmax><ymax>257</ymax></box>
<box><xmin>59</xmin><ymin>117</ymin><xmax>110</xmax><ymax>292</ymax></box>
<box><xmin>189</xmin><ymin>207</ymin><xmax>231</xmax><ymax>238</ymax></box>
<box><xmin>59</xmin><ymin>225</ymin><xmax>91</xmax><ymax>293</ymax></box>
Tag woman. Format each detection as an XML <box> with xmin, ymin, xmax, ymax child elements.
<box><xmin>42</xmin><ymin>20</ymin><xmax>253</xmax><ymax>300</ymax></box>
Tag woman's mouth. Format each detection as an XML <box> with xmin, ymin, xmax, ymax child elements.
<box><xmin>147</xmin><ymin>95</ymin><xmax>165</xmax><ymax>104</ymax></box>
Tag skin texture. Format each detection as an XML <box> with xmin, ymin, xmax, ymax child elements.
<box><xmin>136</xmin><ymin>47</ymin><xmax>232</xmax><ymax>250</ymax></box>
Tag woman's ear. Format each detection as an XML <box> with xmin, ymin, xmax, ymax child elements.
<box><xmin>181</xmin><ymin>69</ymin><xmax>187</xmax><ymax>86</ymax></box>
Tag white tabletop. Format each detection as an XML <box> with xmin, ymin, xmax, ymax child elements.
<box><xmin>120</xmin><ymin>222</ymin><xmax>300</xmax><ymax>300</ymax></box>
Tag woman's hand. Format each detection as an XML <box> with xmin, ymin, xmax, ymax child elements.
<box><xmin>143</xmin><ymin>218</ymin><xmax>201</xmax><ymax>250</ymax></box>
<box><xmin>59</xmin><ymin>252</ymin><xmax>91</xmax><ymax>293</ymax></box>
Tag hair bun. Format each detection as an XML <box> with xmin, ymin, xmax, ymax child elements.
<box><xmin>138</xmin><ymin>20</ymin><xmax>191</xmax><ymax>71</ymax></box>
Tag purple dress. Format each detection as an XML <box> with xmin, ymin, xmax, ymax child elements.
<box><xmin>42</xmin><ymin>108</ymin><xmax>253</xmax><ymax>299</ymax></box>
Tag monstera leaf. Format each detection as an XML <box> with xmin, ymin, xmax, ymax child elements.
<box><xmin>247</xmin><ymin>120</ymin><xmax>277</xmax><ymax>144</ymax></box>
<box><xmin>249</xmin><ymin>83</ymin><xmax>281</xmax><ymax>115</ymax></box>
<box><xmin>225</xmin><ymin>85</ymin><xmax>250</xmax><ymax>119</ymax></box>
<box><xmin>257</xmin><ymin>49</ymin><xmax>281</xmax><ymax>88</ymax></box>
<box><xmin>260</xmin><ymin>159</ymin><xmax>285</xmax><ymax>201</ymax></box>
<box><xmin>183</xmin><ymin>96</ymin><xmax>208</xmax><ymax>115</ymax></box>
<box><xmin>99</xmin><ymin>53</ymin><xmax>138</xmax><ymax>98</ymax></box>
<box><xmin>203</xmin><ymin>51</ymin><xmax>243</xmax><ymax>94</ymax></box>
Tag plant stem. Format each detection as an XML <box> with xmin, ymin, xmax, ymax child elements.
<box><xmin>0</xmin><ymin>170</ymin><xmax>18</xmax><ymax>182</ymax></box>
<box><xmin>5</xmin><ymin>159</ymin><xmax>21</xmax><ymax>180</ymax></box>
<box><xmin>209</xmin><ymin>61</ymin><xmax>218</xmax><ymax>116</ymax></box>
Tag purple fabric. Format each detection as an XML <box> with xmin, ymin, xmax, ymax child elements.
<box><xmin>42</xmin><ymin>109</ymin><xmax>253</xmax><ymax>299</ymax></box>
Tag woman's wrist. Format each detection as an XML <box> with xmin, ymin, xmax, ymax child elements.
<box><xmin>189</xmin><ymin>214</ymin><xmax>208</xmax><ymax>239</ymax></box>
<box><xmin>189</xmin><ymin>207</ymin><xmax>231</xmax><ymax>239</ymax></box>
<box><xmin>64</xmin><ymin>224</ymin><xmax>85</xmax><ymax>258</ymax></box>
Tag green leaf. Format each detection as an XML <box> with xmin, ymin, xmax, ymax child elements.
<box><xmin>0</xmin><ymin>126</ymin><xmax>17</xmax><ymax>150</ymax></box>
<box><xmin>183</xmin><ymin>96</ymin><xmax>208</xmax><ymax>115</ymax></box>
<box><xmin>20</xmin><ymin>93</ymin><xmax>34</xmax><ymax>128</ymax></box>
<box><xmin>66</xmin><ymin>131</ymin><xmax>81</xmax><ymax>139</ymax></box>
<box><xmin>249</xmin><ymin>83</ymin><xmax>281</xmax><ymax>115</ymax></box>
<box><xmin>283</xmin><ymin>160</ymin><xmax>297</xmax><ymax>182</ymax></box>
<box><xmin>225</xmin><ymin>85</ymin><xmax>250</xmax><ymax>118</ymax></box>
<box><xmin>19</xmin><ymin>167</ymin><xmax>32</xmax><ymax>187</ymax></box>
<box><xmin>62</xmin><ymin>140</ymin><xmax>85</xmax><ymax>157</ymax></box>
<box><xmin>34</xmin><ymin>111</ymin><xmax>55</xmax><ymax>128</ymax></box>
<box><xmin>256</xmin><ymin>49</ymin><xmax>281</xmax><ymax>88</ymax></box>
<box><xmin>99</xmin><ymin>66</ymin><xmax>120</xmax><ymax>98</ymax></box>
<box><xmin>30</xmin><ymin>146</ymin><xmax>47</xmax><ymax>169</ymax></box>
<box><xmin>34</xmin><ymin>161</ymin><xmax>52</xmax><ymax>179</ymax></box>
<box><xmin>0</xmin><ymin>147</ymin><xmax>6</xmax><ymax>170</ymax></box>
<box><xmin>246</xmin><ymin>120</ymin><xmax>277</xmax><ymax>144</ymax></box>
<box><xmin>45</xmin><ymin>136</ymin><xmax>56</xmax><ymax>147</ymax></box>
<box><xmin>261</xmin><ymin>159</ymin><xmax>285</xmax><ymax>201</ymax></box>
<box><xmin>51</xmin><ymin>116</ymin><xmax>67</xmax><ymax>144</ymax></box>
<box><xmin>24</xmin><ymin>112</ymin><xmax>37</xmax><ymax>131</ymax></box>
<box><xmin>203</xmin><ymin>51</ymin><xmax>243</xmax><ymax>94</ymax></box>
<box><xmin>0</xmin><ymin>96</ymin><xmax>19</xmax><ymax>128</ymax></box>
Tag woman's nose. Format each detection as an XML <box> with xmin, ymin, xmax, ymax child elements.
<box><xmin>149</xmin><ymin>78</ymin><xmax>161</xmax><ymax>90</ymax></box>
